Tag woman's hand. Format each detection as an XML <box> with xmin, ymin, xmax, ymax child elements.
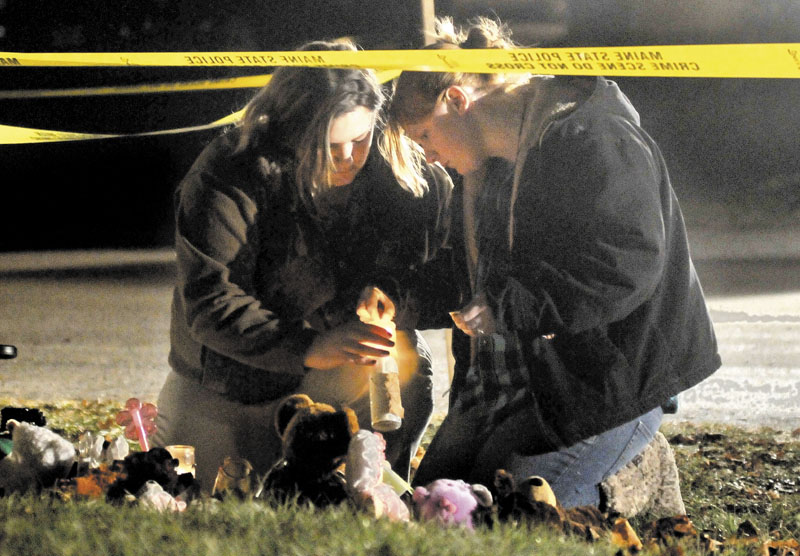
<box><xmin>449</xmin><ymin>292</ymin><xmax>496</xmax><ymax>337</ymax></box>
<box><xmin>356</xmin><ymin>286</ymin><xmax>396</xmax><ymax>324</ymax></box>
<box><xmin>303</xmin><ymin>320</ymin><xmax>395</xmax><ymax>370</ymax></box>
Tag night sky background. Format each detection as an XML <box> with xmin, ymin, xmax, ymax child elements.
<box><xmin>1</xmin><ymin>0</ymin><xmax>799</xmax><ymax>251</ymax></box>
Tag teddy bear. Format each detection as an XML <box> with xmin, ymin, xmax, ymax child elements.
<box><xmin>493</xmin><ymin>469</ymin><xmax>567</xmax><ymax>529</ymax></box>
<box><xmin>345</xmin><ymin>429</ymin><xmax>410</xmax><ymax>522</ymax></box>
<box><xmin>261</xmin><ymin>393</ymin><xmax>359</xmax><ymax>507</ymax></box>
<box><xmin>0</xmin><ymin>419</ymin><xmax>76</xmax><ymax>495</ymax></box>
<box><xmin>412</xmin><ymin>478</ymin><xmax>493</xmax><ymax>530</ymax></box>
<box><xmin>493</xmin><ymin>470</ymin><xmax>643</xmax><ymax>551</ymax></box>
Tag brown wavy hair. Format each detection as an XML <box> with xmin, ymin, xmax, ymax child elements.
<box><xmin>235</xmin><ymin>39</ymin><xmax>385</xmax><ymax>205</ymax></box>
<box><xmin>387</xmin><ymin>16</ymin><xmax>524</xmax><ymax>128</ymax></box>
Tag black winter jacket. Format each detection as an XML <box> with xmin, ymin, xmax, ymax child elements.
<box><xmin>168</xmin><ymin>128</ymin><xmax>453</xmax><ymax>403</ymax></box>
<box><xmin>441</xmin><ymin>76</ymin><xmax>721</xmax><ymax>450</ymax></box>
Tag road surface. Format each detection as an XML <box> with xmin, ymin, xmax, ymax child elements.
<box><xmin>1</xmin><ymin>228</ymin><xmax>799</xmax><ymax>431</ymax></box>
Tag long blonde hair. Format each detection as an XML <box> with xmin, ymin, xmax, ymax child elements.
<box><xmin>389</xmin><ymin>18</ymin><xmax>587</xmax><ymax>254</ymax></box>
<box><xmin>383</xmin><ymin>17</ymin><xmax>528</xmax><ymax>194</ymax></box>
<box><xmin>236</xmin><ymin>39</ymin><xmax>430</xmax><ymax>203</ymax></box>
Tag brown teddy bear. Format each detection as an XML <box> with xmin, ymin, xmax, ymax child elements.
<box><xmin>493</xmin><ymin>470</ymin><xmax>643</xmax><ymax>551</ymax></box>
<box><xmin>261</xmin><ymin>394</ymin><xmax>359</xmax><ymax>506</ymax></box>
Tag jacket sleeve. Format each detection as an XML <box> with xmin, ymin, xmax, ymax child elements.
<box><xmin>173</xmin><ymin>160</ymin><xmax>317</xmax><ymax>376</ymax></box>
<box><xmin>389</xmin><ymin>163</ymin><xmax>466</xmax><ymax>330</ymax></box>
<box><xmin>486</xmin><ymin>114</ymin><xmax>667</xmax><ymax>336</ymax></box>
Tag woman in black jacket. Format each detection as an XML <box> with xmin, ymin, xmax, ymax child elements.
<box><xmin>385</xmin><ymin>17</ymin><xmax>720</xmax><ymax>509</ymax></box>
<box><xmin>153</xmin><ymin>39</ymin><xmax>453</xmax><ymax>491</ymax></box>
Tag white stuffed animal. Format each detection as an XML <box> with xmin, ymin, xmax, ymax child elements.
<box><xmin>345</xmin><ymin>430</ymin><xmax>410</xmax><ymax>522</ymax></box>
<box><xmin>0</xmin><ymin>419</ymin><xmax>76</xmax><ymax>494</ymax></box>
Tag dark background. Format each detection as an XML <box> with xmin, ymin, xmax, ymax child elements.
<box><xmin>1</xmin><ymin>0</ymin><xmax>798</xmax><ymax>251</ymax></box>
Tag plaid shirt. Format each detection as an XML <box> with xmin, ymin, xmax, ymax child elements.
<box><xmin>450</xmin><ymin>332</ymin><xmax>535</xmax><ymax>436</ymax></box>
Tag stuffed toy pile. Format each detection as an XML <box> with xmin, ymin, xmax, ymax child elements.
<box><xmin>4</xmin><ymin>399</ymin><xmax>797</xmax><ymax>555</ymax></box>
<box><xmin>0</xmin><ymin>406</ymin><xmax>199</xmax><ymax>510</ymax></box>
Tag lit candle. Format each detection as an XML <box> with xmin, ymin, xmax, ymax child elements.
<box><xmin>166</xmin><ymin>445</ymin><xmax>196</xmax><ymax>476</ymax></box>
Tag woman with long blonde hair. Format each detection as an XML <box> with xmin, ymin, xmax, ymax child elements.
<box><xmin>153</xmin><ymin>39</ymin><xmax>453</xmax><ymax>491</ymax></box>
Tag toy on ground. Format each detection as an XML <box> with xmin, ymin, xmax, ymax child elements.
<box><xmin>0</xmin><ymin>419</ymin><xmax>76</xmax><ymax>494</ymax></box>
<box><xmin>212</xmin><ymin>456</ymin><xmax>254</xmax><ymax>499</ymax></box>
<box><xmin>115</xmin><ymin>398</ymin><xmax>157</xmax><ymax>452</ymax></box>
<box><xmin>137</xmin><ymin>480</ymin><xmax>188</xmax><ymax>512</ymax></box>
<box><xmin>493</xmin><ymin>470</ymin><xmax>567</xmax><ymax>530</ymax></box>
<box><xmin>345</xmin><ymin>430</ymin><xmax>410</xmax><ymax>522</ymax></box>
<box><xmin>493</xmin><ymin>470</ymin><xmax>643</xmax><ymax>551</ymax></box>
<box><xmin>106</xmin><ymin>446</ymin><xmax>198</xmax><ymax>504</ymax></box>
<box><xmin>262</xmin><ymin>393</ymin><xmax>359</xmax><ymax>506</ymax></box>
<box><xmin>77</xmin><ymin>431</ymin><xmax>129</xmax><ymax>472</ymax></box>
<box><xmin>412</xmin><ymin>478</ymin><xmax>493</xmax><ymax>530</ymax></box>
<box><xmin>1</xmin><ymin>406</ymin><xmax>48</xmax><ymax>459</ymax></box>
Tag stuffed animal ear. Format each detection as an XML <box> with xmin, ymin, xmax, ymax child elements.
<box><xmin>412</xmin><ymin>485</ymin><xmax>430</xmax><ymax>505</ymax></box>
<box><xmin>470</xmin><ymin>483</ymin><xmax>493</xmax><ymax>507</ymax></box>
<box><xmin>521</xmin><ymin>475</ymin><xmax>558</xmax><ymax>508</ymax></box>
<box><xmin>273</xmin><ymin>394</ymin><xmax>313</xmax><ymax>438</ymax></box>
<box><xmin>4</xmin><ymin>419</ymin><xmax>19</xmax><ymax>434</ymax></box>
<box><xmin>341</xmin><ymin>405</ymin><xmax>360</xmax><ymax>436</ymax></box>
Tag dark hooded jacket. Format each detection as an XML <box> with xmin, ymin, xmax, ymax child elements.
<box><xmin>442</xmin><ymin>76</ymin><xmax>721</xmax><ymax>450</ymax></box>
<box><xmin>168</xmin><ymin>127</ymin><xmax>453</xmax><ymax>403</ymax></box>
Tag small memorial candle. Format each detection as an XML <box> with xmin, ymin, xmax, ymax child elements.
<box><xmin>166</xmin><ymin>445</ymin><xmax>196</xmax><ymax>476</ymax></box>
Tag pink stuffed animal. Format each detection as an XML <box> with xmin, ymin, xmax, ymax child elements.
<box><xmin>345</xmin><ymin>430</ymin><xmax>410</xmax><ymax>522</ymax></box>
<box><xmin>413</xmin><ymin>478</ymin><xmax>493</xmax><ymax>530</ymax></box>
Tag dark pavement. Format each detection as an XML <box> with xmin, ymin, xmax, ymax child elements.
<box><xmin>1</xmin><ymin>224</ymin><xmax>799</xmax><ymax>431</ymax></box>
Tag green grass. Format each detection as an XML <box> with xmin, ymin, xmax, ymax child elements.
<box><xmin>1</xmin><ymin>399</ymin><xmax>798</xmax><ymax>556</ymax></box>
<box><xmin>657</xmin><ymin>422</ymin><xmax>800</xmax><ymax>541</ymax></box>
<box><xmin>0</xmin><ymin>494</ymin><xmax>617</xmax><ymax>556</ymax></box>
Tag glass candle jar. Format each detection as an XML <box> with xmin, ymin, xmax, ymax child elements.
<box><xmin>165</xmin><ymin>444</ymin><xmax>196</xmax><ymax>476</ymax></box>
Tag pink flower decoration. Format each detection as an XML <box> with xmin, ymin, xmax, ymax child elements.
<box><xmin>116</xmin><ymin>398</ymin><xmax>158</xmax><ymax>452</ymax></box>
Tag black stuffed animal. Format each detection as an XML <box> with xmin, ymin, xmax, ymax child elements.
<box><xmin>106</xmin><ymin>447</ymin><xmax>198</xmax><ymax>503</ymax></box>
<box><xmin>261</xmin><ymin>394</ymin><xmax>359</xmax><ymax>506</ymax></box>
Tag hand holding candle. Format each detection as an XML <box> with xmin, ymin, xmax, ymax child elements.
<box><xmin>116</xmin><ymin>398</ymin><xmax>157</xmax><ymax>452</ymax></box>
<box><xmin>356</xmin><ymin>287</ymin><xmax>404</xmax><ymax>432</ymax></box>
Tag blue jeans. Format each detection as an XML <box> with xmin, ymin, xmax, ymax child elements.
<box><xmin>494</xmin><ymin>406</ymin><xmax>664</xmax><ymax>508</ymax></box>
<box><xmin>414</xmin><ymin>400</ymin><xmax>663</xmax><ymax>510</ymax></box>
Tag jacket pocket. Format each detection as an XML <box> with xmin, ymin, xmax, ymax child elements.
<box><xmin>527</xmin><ymin>328</ymin><xmax>631</xmax><ymax>446</ymax></box>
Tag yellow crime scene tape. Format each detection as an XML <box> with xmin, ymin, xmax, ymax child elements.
<box><xmin>0</xmin><ymin>74</ymin><xmax>273</xmax><ymax>99</ymax></box>
<box><xmin>3</xmin><ymin>44</ymin><xmax>800</xmax><ymax>77</ymax></box>
<box><xmin>1</xmin><ymin>43</ymin><xmax>799</xmax><ymax>144</ymax></box>
<box><xmin>0</xmin><ymin>70</ymin><xmax>400</xmax><ymax>144</ymax></box>
<box><xmin>0</xmin><ymin>110</ymin><xmax>245</xmax><ymax>144</ymax></box>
